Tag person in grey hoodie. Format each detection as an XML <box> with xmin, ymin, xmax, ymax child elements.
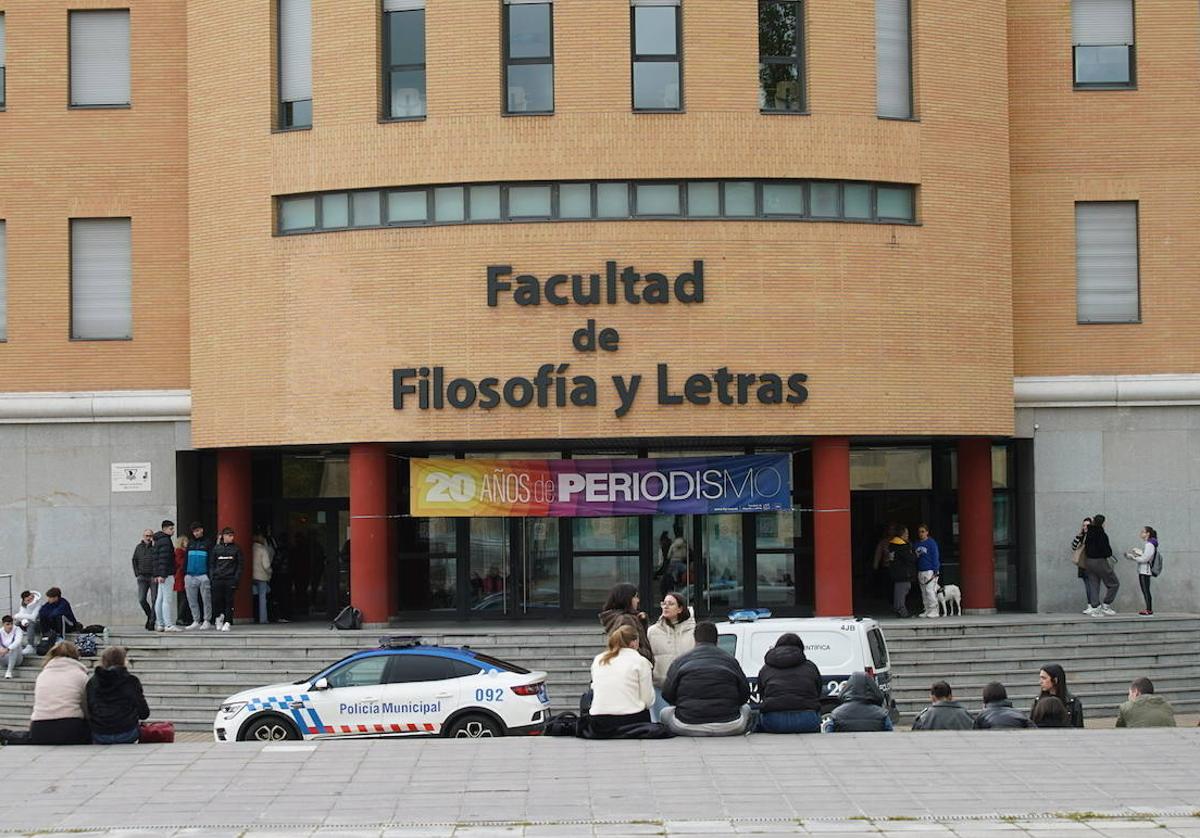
<box><xmin>973</xmin><ymin>682</ymin><xmax>1036</xmax><ymax>729</ymax></box>
<box><xmin>911</xmin><ymin>681</ymin><xmax>974</xmax><ymax>730</ymax></box>
<box><xmin>822</xmin><ymin>672</ymin><xmax>893</xmax><ymax>732</ymax></box>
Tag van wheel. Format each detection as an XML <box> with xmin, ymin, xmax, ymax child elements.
<box><xmin>446</xmin><ymin>714</ymin><xmax>503</xmax><ymax>739</ymax></box>
<box><xmin>242</xmin><ymin>716</ymin><xmax>301</xmax><ymax>742</ymax></box>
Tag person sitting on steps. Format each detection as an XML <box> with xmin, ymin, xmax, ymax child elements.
<box><xmin>660</xmin><ymin>621</ymin><xmax>751</xmax><ymax>737</ymax></box>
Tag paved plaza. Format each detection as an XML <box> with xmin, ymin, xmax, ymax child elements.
<box><xmin>2</xmin><ymin>729</ymin><xmax>1199</xmax><ymax>836</ymax></box>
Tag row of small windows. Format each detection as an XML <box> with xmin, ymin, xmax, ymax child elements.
<box><xmin>277</xmin><ymin>180</ymin><xmax>918</xmax><ymax>234</ymax></box>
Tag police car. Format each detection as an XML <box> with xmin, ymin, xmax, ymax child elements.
<box><xmin>212</xmin><ymin>637</ymin><xmax>549</xmax><ymax>742</ymax></box>
<box><xmin>716</xmin><ymin>610</ymin><xmax>899</xmax><ymax>721</ymax></box>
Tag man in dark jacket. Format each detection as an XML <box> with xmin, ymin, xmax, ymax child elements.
<box><xmin>86</xmin><ymin>646</ymin><xmax>151</xmax><ymax>744</ymax></box>
<box><xmin>210</xmin><ymin>527</ymin><xmax>244</xmax><ymax>632</ymax></box>
<box><xmin>911</xmin><ymin>680</ymin><xmax>974</xmax><ymax>730</ymax></box>
<box><xmin>823</xmin><ymin>671</ymin><xmax>893</xmax><ymax>732</ymax></box>
<box><xmin>37</xmin><ymin>587</ymin><xmax>83</xmax><ymax>636</ymax></box>
<box><xmin>151</xmin><ymin>521</ymin><xmax>177</xmax><ymax>631</ymax></box>
<box><xmin>661</xmin><ymin>621</ymin><xmax>750</xmax><ymax>736</ymax></box>
<box><xmin>132</xmin><ymin>528</ymin><xmax>157</xmax><ymax>631</ymax></box>
<box><xmin>973</xmin><ymin>682</ymin><xmax>1036</xmax><ymax>729</ymax></box>
<box><xmin>756</xmin><ymin>633</ymin><xmax>822</xmax><ymax>733</ymax></box>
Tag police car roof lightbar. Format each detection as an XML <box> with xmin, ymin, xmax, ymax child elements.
<box><xmin>728</xmin><ymin>608</ymin><xmax>772</xmax><ymax>623</ymax></box>
<box><xmin>378</xmin><ymin>635</ymin><xmax>424</xmax><ymax>649</ymax></box>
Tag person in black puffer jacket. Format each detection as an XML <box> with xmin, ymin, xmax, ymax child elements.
<box><xmin>756</xmin><ymin>633</ymin><xmax>822</xmax><ymax>734</ymax></box>
<box><xmin>86</xmin><ymin>646</ymin><xmax>150</xmax><ymax>744</ymax></box>
<box><xmin>823</xmin><ymin>671</ymin><xmax>893</xmax><ymax>732</ymax></box>
<box><xmin>151</xmin><ymin>521</ymin><xmax>177</xmax><ymax>631</ymax></box>
<box><xmin>209</xmin><ymin>527</ymin><xmax>244</xmax><ymax>631</ymax></box>
<box><xmin>661</xmin><ymin>621</ymin><xmax>750</xmax><ymax>736</ymax></box>
<box><xmin>973</xmin><ymin>681</ymin><xmax>1036</xmax><ymax>729</ymax></box>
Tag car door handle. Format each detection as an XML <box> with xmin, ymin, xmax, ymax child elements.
<box><xmin>435</xmin><ymin>692</ymin><xmax>453</xmax><ymax>699</ymax></box>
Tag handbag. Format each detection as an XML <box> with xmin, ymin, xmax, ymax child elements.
<box><xmin>138</xmin><ymin>721</ymin><xmax>175</xmax><ymax>743</ymax></box>
<box><xmin>1071</xmin><ymin>542</ymin><xmax>1086</xmax><ymax>569</ymax></box>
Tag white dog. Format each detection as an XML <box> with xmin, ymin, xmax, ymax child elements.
<box><xmin>937</xmin><ymin>584</ymin><xmax>962</xmax><ymax>617</ymax></box>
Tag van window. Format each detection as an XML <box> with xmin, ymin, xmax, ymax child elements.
<box><xmin>746</xmin><ymin>630</ymin><xmax>855</xmax><ymax>675</ymax></box>
<box><xmin>867</xmin><ymin>628</ymin><xmax>889</xmax><ymax>668</ymax></box>
<box><xmin>717</xmin><ymin>634</ymin><xmax>737</xmax><ymax>656</ymax></box>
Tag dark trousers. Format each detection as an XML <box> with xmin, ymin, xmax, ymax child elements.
<box><xmin>211</xmin><ymin>580</ymin><xmax>237</xmax><ymax>623</ymax></box>
<box><xmin>176</xmin><ymin>590</ymin><xmax>193</xmax><ymax>625</ymax></box>
<box><xmin>136</xmin><ymin>576</ymin><xmax>156</xmax><ymax>621</ymax></box>
<box><xmin>30</xmin><ymin>718</ymin><xmax>90</xmax><ymax>745</ymax></box>
<box><xmin>1139</xmin><ymin>574</ymin><xmax>1152</xmax><ymax>611</ymax></box>
<box><xmin>1084</xmin><ymin>558</ymin><xmax>1120</xmax><ymax>607</ymax></box>
<box><xmin>587</xmin><ymin>709</ymin><xmax>651</xmax><ymax>739</ymax></box>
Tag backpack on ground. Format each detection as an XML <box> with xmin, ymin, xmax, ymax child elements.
<box><xmin>34</xmin><ymin>631</ymin><xmax>59</xmax><ymax>656</ymax></box>
<box><xmin>331</xmin><ymin>606</ymin><xmax>363</xmax><ymax>630</ymax></box>
<box><xmin>543</xmin><ymin>711</ymin><xmax>579</xmax><ymax>737</ymax></box>
<box><xmin>75</xmin><ymin>633</ymin><xmax>99</xmax><ymax>657</ymax></box>
<box><xmin>1150</xmin><ymin>547</ymin><xmax>1164</xmax><ymax>577</ymax></box>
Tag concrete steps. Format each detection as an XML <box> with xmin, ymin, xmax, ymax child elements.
<box><xmin>1</xmin><ymin>614</ymin><xmax>1196</xmax><ymax>733</ymax></box>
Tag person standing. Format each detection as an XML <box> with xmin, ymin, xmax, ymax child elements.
<box><xmin>252</xmin><ymin>533</ymin><xmax>273</xmax><ymax>625</ymax></box>
<box><xmin>173</xmin><ymin>535</ymin><xmax>192</xmax><ymax>627</ymax></box>
<box><xmin>86</xmin><ymin>646</ymin><xmax>150</xmax><ymax>744</ymax></box>
<box><xmin>1071</xmin><ymin>518</ymin><xmax>1092</xmax><ymax>609</ymax></box>
<box><xmin>647</xmin><ymin>592</ymin><xmax>695</xmax><ymax>721</ymax></box>
<box><xmin>151</xmin><ymin>521</ymin><xmax>178</xmax><ymax>632</ymax></box>
<box><xmin>131</xmin><ymin>529</ymin><xmax>157</xmax><ymax>631</ymax></box>
<box><xmin>755</xmin><ymin>633</ymin><xmax>823</xmax><ymax>733</ymax></box>
<box><xmin>599</xmin><ymin>583</ymin><xmax>654</xmax><ymax>667</ymax></box>
<box><xmin>1124</xmin><ymin>526</ymin><xmax>1158</xmax><ymax>616</ymax></box>
<box><xmin>887</xmin><ymin>527</ymin><xmax>918</xmax><ymax>618</ymax></box>
<box><xmin>29</xmin><ymin>642</ymin><xmax>90</xmax><ymax>745</ymax></box>
<box><xmin>1082</xmin><ymin>513</ymin><xmax>1119</xmax><ymax>616</ymax></box>
<box><xmin>1029</xmin><ymin>663</ymin><xmax>1084</xmax><ymax>728</ymax></box>
<box><xmin>587</xmin><ymin>625</ymin><xmax>656</xmax><ymax>739</ymax></box>
<box><xmin>914</xmin><ymin>524</ymin><xmax>942</xmax><ymax>619</ymax></box>
<box><xmin>184</xmin><ymin>523</ymin><xmax>214</xmax><ymax>630</ymax></box>
<box><xmin>911</xmin><ymin>681</ymin><xmax>975</xmax><ymax>730</ymax></box>
<box><xmin>268</xmin><ymin>531</ymin><xmax>292</xmax><ymax>623</ymax></box>
<box><xmin>1</xmin><ymin>616</ymin><xmax>24</xmax><ymax>679</ymax></box>
<box><xmin>210</xmin><ymin>527</ymin><xmax>244</xmax><ymax>632</ymax></box>
<box><xmin>1116</xmin><ymin>677</ymin><xmax>1176</xmax><ymax>728</ymax></box>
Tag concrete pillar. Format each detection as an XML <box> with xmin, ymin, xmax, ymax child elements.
<box><xmin>958</xmin><ymin>437</ymin><xmax>997</xmax><ymax>614</ymax></box>
<box><xmin>350</xmin><ymin>443</ymin><xmax>390</xmax><ymax>624</ymax></box>
<box><xmin>216</xmin><ymin>449</ymin><xmax>253</xmax><ymax>620</ymax></box>
<box><xmin>813</xmin><ymin>437</ymin><xmax>853</xmax><ymax>616</ymax></box>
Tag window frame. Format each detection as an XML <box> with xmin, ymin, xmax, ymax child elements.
<box><xmin>276</xmin><ymin>0</ymin><xmax>312</xmax><ymax>130</ymax></box>
<box><xmin>1071</xmin><ymin>0</ymin><xmax>1136</xmax><ymax>90</ymax></box>
<box><xmin>382</xmin><ymin>3</ymin><xmax>427</xmax><ymax>121</ymax></box>
<box><xmin>68</xmin><ymin>9</ymin><xmax>132</xmax><ymax>110</ymax></box>
<box><xmin>758</xmin><ymin>0</ymin><xmax>806</xmax><ymax>114</ymax></box>
<box><xmin>69</xmin><ymin>216</ymin><xmax>134</xmax><ymax>342</ymax></box>
<box><xmin>1074</xmin><ymin>200</ymin><xmax>1141</xmax><ymax>325</ymax></box>
<box><xmin>503</xmin><ymin>1</ymin><xmax>555</xmax><ymax>116</ymax></box>
<box><xmin>630</xmin><ymin>2</ymin><xmax>683</xmax><ymax>113</ymax></box>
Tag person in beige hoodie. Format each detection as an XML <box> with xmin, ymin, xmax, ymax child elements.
<box><xmin>30</xmin><ymin>642</ymin><xmax>90</xmax><ymax>745</ymax></box>
<box><xmin>252</xmin><ymin>533</ymin><xmax>274</xmax><ymax>625</ymax></box>
<box><xmin>647</xmin><ymin>592</ymin><xmax>696</xmax><ymax>721</ymax></box>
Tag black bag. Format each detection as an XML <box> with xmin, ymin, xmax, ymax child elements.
<box><xmin>81</xmin><ymin>624</ymin><xmax>106</xmax><ymax>634</ymax></box>
<box><xmin>35</xmin><ymin>631</ymin><xmax>59</xmax><ymax>656</ymax></box>
<box><xmin>331</xmin><ymin>606</ymin><xmax>363</xmax><ymax>630</ymax></box>
<box><xmin>543</xmin><ymin>712</ymin><xmax>579</xmax><ymax>737</ymax></box>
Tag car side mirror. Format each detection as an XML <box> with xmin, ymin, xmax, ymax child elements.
<box><xmin>312</xmin><ymin>677</ymin><xmax>330</xmax><ymax>691</ymax></box>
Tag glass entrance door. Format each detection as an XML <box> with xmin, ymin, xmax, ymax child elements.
<box><xmin>465</xmin><ymin>518</ymin><xmax>563</xmax><ymax>617</ymax></box>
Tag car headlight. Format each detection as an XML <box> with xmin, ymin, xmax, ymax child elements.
<box><xmin>220</xmin><ymin>702</ymin><xmax>247</xmax><ymax>716</ymax></box>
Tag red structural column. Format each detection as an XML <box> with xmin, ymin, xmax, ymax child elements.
<box><xmin>216</xmin><ymin>449</ymin><xmax>253</xmax><ymax>620</ymax></box>
<box><xmin>813</xmin><ymin>437</ymin><xmax>853</xmax><ymax>616</ymax></box>
<box><xmin>957</xmin><ymin>437</ymin><xmax>997</xmax><ymax>613</ymax></box>
<box><xmin>350</xmin><ymin>443</ymin><xmax>390</xmax><ymax>625</ymax></box>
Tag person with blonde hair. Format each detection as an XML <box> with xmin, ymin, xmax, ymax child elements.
<box><xmin>86</xmin><ymin>646</ymin><xmax>150</xmax><ymax>744</ymax></box>
<box><xmin>30</xmin><ymin>642</ymin><xmax>90</xmax><ymax>745</ymax></box>
<box><xmin>587</xmin><ymin>625</ymin><xmax>655</xmax><ymax>738</ymax></box>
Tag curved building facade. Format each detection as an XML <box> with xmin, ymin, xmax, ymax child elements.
<box><xmin>1</xmin><ymin>0</ymin><xmax>1195</xmax><ymax>624</ymax></box>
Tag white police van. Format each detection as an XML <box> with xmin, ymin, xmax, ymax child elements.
<box><xmin>213</xmin><ymin>637</ymin><xmax>549</xmax><ymax>742</ymax></box>
<box><xmin>716</xmin><ymin>611</ymin><xmax>898</xmax><ymax>720</ymax></box>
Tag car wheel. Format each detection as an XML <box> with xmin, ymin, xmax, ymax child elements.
<box><xmin>446</xmin><ymin>714</ymin><xmax>503</xmax><ymax>739</ymax></box>
<box><xmin>242</xmin><ymin>715</ymin><xmax>300</xmax><ymax>742</ymax></box>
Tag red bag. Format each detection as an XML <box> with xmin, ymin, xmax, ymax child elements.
<box><xmin>138</xmin><ymin>721</ymin><xmax>175</xmax><ymax>743</ymax></box>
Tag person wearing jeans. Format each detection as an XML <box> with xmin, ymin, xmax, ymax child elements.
<box><xmin>151</xmin><ymin>521</ymin><xmax>178</xmax><ymax>631</ymax></box>
<box><xmin>251</xmin><ymin>533</ymin><xmax>273</xmax><ymax>625</ymax></box>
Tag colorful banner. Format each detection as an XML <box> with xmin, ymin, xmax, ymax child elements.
<box><xmin>409</xmin><ymin>454</ymin><xmax>791</xmax><ymax>518</ymax></box>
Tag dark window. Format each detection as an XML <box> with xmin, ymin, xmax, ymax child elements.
<box><xmin>717</xmin><ymin>634</ymin><xmax>738</xmax><ymax>655</ymax></box>
<box><xmin>759</xmin><ymin>1</ymin><xmax>804</xmax><ymax>112</ymax></box>
<box><xmin>631</xmin><ymin>4</ymin><xmax>681</xmax><ymax>111</ymax></box>
<box><xmin>470</xmin><ymin>652</ymin><xmax>530</xmax><ymax>674</ymax></box>
<box><xmin>1072</xmin><ymin>0</ymin><xmax>1135</xmax><ymax>88</ymax></box>
<box><xmin>450</xmin><ymin>659</ymin><xmax>483</xmax><ymax>678</ymax></box>
<box><xmin>504</xmin><ymin>3</ymin><xmax>554</xmax><ymax>114</ymax></box>
<box><xmin>388</xmin><ymin>654</ymin><xmax>457</xmax><ymax>683</ymax></box>
<box><xmin>867</xmin><ymin>628</ymin><xmax>889</xmax><ymax>668</ymax></box>
<box><xmin>384</xmin><ymin>4</ymin><xmax>426</xmax><ymax>118</ymax></box>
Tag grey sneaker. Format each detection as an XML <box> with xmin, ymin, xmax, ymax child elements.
<box><xmin>1100</xmin><ymin>604</ymin><xmax>1116</xmax><ymax>616</ymax></box>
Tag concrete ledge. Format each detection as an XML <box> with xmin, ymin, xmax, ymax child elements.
<box><xmin>1015</xmin><ymin>374</ymin><xmax>1200</xmax><ymax>408</ymax></box>
<box><xmin>0</xmin><ymin>389</ymin><xmax>191</xmax><ymax>424</ymax></box>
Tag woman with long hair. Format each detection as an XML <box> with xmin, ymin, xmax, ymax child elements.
<box><xmin>1029</xmin><ymin>663</ymin><xmax>1084</xmax><ymax>728</ymax></box>
<box><xmin>599</xmin><ymin>582</ymin><xmax>654</xmax><ymax>666</ymax></box>
<box><xmin>587</xmin><ymin>625</ymin><xmax>655</xmax><ymax>739</ymax></box>
<box><xmin>647</xmin><ymin>592</ymin><xmax>695</xmax><ymax>721</ymax></box>
<box><xmin>1124</xmin><ymin>525</ymin><xmax>1159</xmax><ymax>615</ymax></box>
<box><xmin>30</xmin><ymin>642</ymin><xmax>90</xmax><ymax>745</ymax></box>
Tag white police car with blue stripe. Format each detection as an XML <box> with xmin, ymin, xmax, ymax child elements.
<box><xmin>213</xmin><ymin>637</ymin><xmax>549</xmax><ymax>742</ymax></box>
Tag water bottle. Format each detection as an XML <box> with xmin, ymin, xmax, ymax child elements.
<box><xmin>102</xmin><ymin>627</ymin><xmax>110</xmax><ymax>645</ymax></box>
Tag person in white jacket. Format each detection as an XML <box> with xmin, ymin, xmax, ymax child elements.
<box><xmin>1124</xmin><ymin>526</ymin><xmax>1158</xmax><ymax>616</ymax></box>
<box><xmin>0</xmin><ymin>615</ymin><xmax>24</xmax><ymax>678</ymax></box>
<box><xmin>14</xmin><ymin>590</ymin><xmax>42</xmax><ymax>655</ymax></box>
<box><xmin>588</xmin><ymin>625</ymin><xmax>654</xmax><ymax>738</ymax></box>
<box><xmin>647</xmin><ymin>592</ymin><xmax>695</xmax><ymax>721</ymax></box>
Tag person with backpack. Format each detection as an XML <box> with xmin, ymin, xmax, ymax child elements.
<box><xmin>646</xmin><ymin>592</ymin><xmax>695</xmax><ymax>721</ymax></box>
<box><xmin>1124</xmin><ymin>526</ymin><xmax>1159</xmax><ymax>616</ymax></box>
<box><xmin>1082</xmin><ymin>513</ymin><xmax>1119</xmax><ymax>616</ymax></box>
<box><xmin>587</xmin><ymin>625</ymin><xmax>656</xmax><ymax>739</ymax></box>
<box><xmin>755</xmin><ymin>633</ymin><xmax>823</xmax><ymax>733</ymax></box>
<box><xmin>29</xmin><ymin>642</ymin><xmax>90</xmax><ymax>745</ymax></box>
<box><xmin>151</xmin><ymin>521</ymin><xmax>178</xmax><ymax>632</ymax></box>
<box><xmin>1029</xmin><ymin>663</ymin><xmax>1084</xmax><ymax>728</ymax></box>
<box><xmin>86</xmin><ymin>646</ymin><xmax>150</xmax><ymax>744</ymax></box>
<box><xmin>184</xmin><ymin>522</ymin><xmax>214</xmax><ymax>630</ymax></box>
<box><xmin>210</xmin><ymin>527</ymin><xmax>244</xmax><ymax>632</ymax></box>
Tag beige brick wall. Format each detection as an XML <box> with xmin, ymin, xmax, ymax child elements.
<box><xmin>1009</xmin><ymin>0</ymin><xmax>1200</xmax><ymax>376</ymax></box>
<box><xmin>187</xmin><ymin>0</ymin><xmax>1014</xmax><ymax>448</ymax></box>
<box><xmin>0</xmin><ymin>0</ymin><xmax>189</xmax><ymax>391</ymax></box>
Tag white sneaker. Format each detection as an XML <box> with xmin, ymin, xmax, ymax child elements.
<box><xmin>1084</xmin><ymin>606</ymin><xmax>1102</xmax><ymax>617</ymax></box>
<box><xmin>4</xmin><ymin>672</ymin><xmax>11</xmax><ymax>679</ymax></box>
<box><xmin>1100</xmin><ymin>604</ymin><xmax>1116</xmax><ymax>616</ymax></box>
<box><xmin>21</xmin><ymin>645</ymin><xmax>34</xmax><ymax>656</ymax></box>
<box><xmin>185</xmin><ymin>622</ymin><xmax>201</xmax><ymax>631</ymax></box>
<box><xmin>164</xmin><ymin>625</ymin><xmax>181</xmax><ymax>632</ymax></box>
<box><xmin>199</xmin><ymin>621</ymin><xmax>212</xmax><ymax>631</ymax></box>
<box><xmin>155</xmin><ymin>625</ymin><xmax>165</xmax><ymax>632</ymax></box>
<box><xmin>220</xmin><ymin>622</ymin><xmax>232</xmax><ymax>632</ymax></box>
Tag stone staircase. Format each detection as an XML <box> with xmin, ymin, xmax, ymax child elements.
<box><xmin>1</xmin><ymin>614</ymin><xmax>1196</xmax><ymax>734</ymax></box>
